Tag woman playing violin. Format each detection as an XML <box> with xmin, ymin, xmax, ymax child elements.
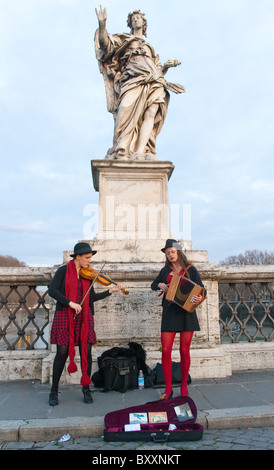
<box><xmin>48</xmin><ymin>242</ymin><xmax>122</xmax><ymax>406</ymax></box>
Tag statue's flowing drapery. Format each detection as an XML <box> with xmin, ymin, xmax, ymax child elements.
<box><xmin>95</xmin><ymin>31</ymin><xmax>184</xmax><ymax>159</ymax></box>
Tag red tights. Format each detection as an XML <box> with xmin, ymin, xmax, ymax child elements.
<box><xmin>161</xmin><ymin>331</ymin><xmax>193</xmax><ymax>396</ymax></box>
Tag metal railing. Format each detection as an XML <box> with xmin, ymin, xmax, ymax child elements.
<box><xmin>219</xmin><ymin>281</ymin><xmax>274</xmax><ymax>343</ymax></box>
<box><xmin>0</xmin><ymin>267</ymin><xmax>52</xmax><ymax>350</ymax></box>
<box><xmin>0</xmin><ymin>285</ymin><xmax>50</xmax><ymax>350</ymax></box>
<box><xmin>0</xmin><ymin>266</ymin><xmax>274</xmax><ymax>350</ymax></box>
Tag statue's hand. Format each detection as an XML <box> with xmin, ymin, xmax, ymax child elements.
<box><xmin>95</xmin><ymin>5</ymin><xmax>107</xmax><ymax>23</ymax></box>
<box><xmin>164</xmin><ymin>59</ymin><xmax>181</xmax><ymax>69</ymax></box>
<box><xmin>162</xmin><ymin>59</ymin><xmax>181</xmax><ymax>75</ymax></box>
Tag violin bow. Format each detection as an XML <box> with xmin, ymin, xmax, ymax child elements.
<box><xmin>80</xmin><ymin>262</ymin><xmax>106</xmax><ymax>307</ymax></box>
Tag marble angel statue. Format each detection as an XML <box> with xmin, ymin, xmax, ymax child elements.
<box><xmin>95</xmin><ymin>6</ymin><xmax>185</xmax><ymax>160</ymax></box>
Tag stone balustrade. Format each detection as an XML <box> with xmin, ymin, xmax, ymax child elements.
<box><xmin>0</xmin><ymin>264</ymin><xmax>273</xmax><ymax>382</ymax></box>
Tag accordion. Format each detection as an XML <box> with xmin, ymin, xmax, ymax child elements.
<box><xmin>165</xmin><ymin>272</ymin><xmax>205</xmax><ymax>313</ymax></box>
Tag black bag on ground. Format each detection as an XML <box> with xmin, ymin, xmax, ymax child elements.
<box><xmin>152</xmin><ymin>362</ymin><xmax>191</xmax><ymax>387</ymax></box>
<box><xmin>92</xmin><ymin>345</ymin><xmax>145</xmax><ymax>393</ymax></box>
<box><xmin>100</xmin><ymin>355</ymin><xmax>138</xmax><ymax>393</ymax></box>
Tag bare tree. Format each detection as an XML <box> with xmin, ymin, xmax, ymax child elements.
<box><xmin>0</xmin><ymin>255</ymin><xmax>26</xmax><ymax>267</ymax></box>
<box><xmin>220</xmin><ymin>249</ymin><xmax>274</xmax><ymax>265</ymax></box>
<box><xmin>0</xmin><ymin>255</ymin><xmax>38</xmax><ymax>307</ymax></box>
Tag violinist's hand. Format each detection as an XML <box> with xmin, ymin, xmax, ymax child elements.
<box><xmin>69</xmin><ymin>301</ymin><xmax>82</xmax><ymax>315</ymax></box>
<box><xmin>109</xmin><ymin>283</ymin><xmax>122</xmax><ymax>294</ymax></box>
<box><xmin>158</xmin><ymin>283</ymin><xmax>169</xmax><ymax>294</ymax></box>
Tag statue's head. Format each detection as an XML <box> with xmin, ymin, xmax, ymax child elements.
<box><xmin>127</xmin><ymin>10</ymin><xmax>147</xmax><ymax>37</ymax></box>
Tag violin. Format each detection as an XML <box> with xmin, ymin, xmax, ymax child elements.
<box><xmin>80</xmin><ymin>266</ymin><xmax>129</xmax><ymax>295</ymax></box>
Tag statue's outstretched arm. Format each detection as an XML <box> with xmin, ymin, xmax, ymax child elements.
<box><xmin>95</xmin><ymin>5</ymin><xmax>108</xmax><ymax>51</ymax></box>
<box><xmin>162</xmin><ymin>59</ymin><xmax>181</xmax><ymax>75</ymax></box>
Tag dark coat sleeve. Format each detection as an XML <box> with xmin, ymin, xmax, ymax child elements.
<box><xmin>48</xmin><ymin>265</ymin><xmax>70</xmax><ymax>308</ymax></box>
<box><xmin>90</xmin><ymin>288</ymin><xmax>112</xmax><ymax>302</ymax></box>
<box><xmin>89</xmin><ymin>286</ymin><xmax>112</xmax><ymax>314</ymax></box>
<box><xmin>151</xmin><ymin>267</ymin><xmax>168</xmax><ymax>291</ymax></box>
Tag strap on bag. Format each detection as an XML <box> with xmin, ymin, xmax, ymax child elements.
<box><xmin>112</xmin><ymin>360</ymin><xmax>130</xmax><ymax>393</ymax></box>
<box><xmin>158</xmin><ymin>265</ymin><xmax>192</xmax><ymax>297</ymax></box>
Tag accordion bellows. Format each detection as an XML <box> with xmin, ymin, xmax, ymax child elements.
<box><xmin>165</xmin><ymin>272</ymin><xmax>205</xmax><ymax>312</ymax></box>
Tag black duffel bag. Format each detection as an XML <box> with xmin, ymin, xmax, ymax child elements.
<box><xmin>100</xmin><ymin>355</ymin><xmax>138</xmax><ymax>393</ymax></box>
<box><xmin>92</xmin><ymin>346</ymin><xmax>140</xmax><ymax>393</ymax></box>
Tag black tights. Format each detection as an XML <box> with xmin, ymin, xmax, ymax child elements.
<box><xmin>51</xmin><ymin>343</ymin><xmax>92</xmax><ymax>392</ymax></box>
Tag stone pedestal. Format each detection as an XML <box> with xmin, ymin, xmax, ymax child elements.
<box><xmin>90</xmin><ymin>159</ymin><xmax>173</xmax><ymax>262</ymax></box>
<box><xmin>86</xmin><ymin>159</ymin><xmax>208</xmax><ymax>263</ymax></box>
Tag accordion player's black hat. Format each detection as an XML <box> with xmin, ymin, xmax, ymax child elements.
<box><xmin>161</xmin><ymin>239</ymin><xmax>182</xmax><ymax>253</ymax></box>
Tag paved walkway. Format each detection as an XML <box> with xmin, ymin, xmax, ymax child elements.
<box><xmin>2</xmin><ymin>427</ymin><xmax>274</xmax><ymax>451</ymax></box>
<box><xmin>1</xmin><ymin>369</ymin><xmax>274</xmax><ymax>451</ymax></box>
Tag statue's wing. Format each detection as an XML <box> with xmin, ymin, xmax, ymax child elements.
<box><xmin>98</xmin><ymin>61</ymin><xmax>117</xmax><ymax>114</ymax></box>
<box><xmin>94</xmin><ymin>29</ymin><xmax>117</xmax><ymax>114</ymax></box>
<box><xmin>94</xmin><ymin>30</ymin><xmax>130</xmax><ymax>115</ymax></box>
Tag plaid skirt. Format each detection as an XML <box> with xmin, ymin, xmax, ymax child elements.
<box><xmin>50</xmin><ymin>279</ymin><xmax>96</xmax><ymax>346</ymax></box>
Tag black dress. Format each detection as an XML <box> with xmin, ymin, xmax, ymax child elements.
<box><xmin>151</xmin><ymin>265</ymin><xmax>205</xmax><ymax>332</ymax></box>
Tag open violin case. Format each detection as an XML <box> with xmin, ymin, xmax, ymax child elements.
<box><xmin>104</xmin><ymin>395</ymin><xmax>203</xmax><ymax>443</ymax></box>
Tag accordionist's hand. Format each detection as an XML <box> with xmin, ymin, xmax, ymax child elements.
<box><xmin>158</xmin><ymin>283</ymin><xmax>169</xmax><ymax>293</ymax></box>
<box><xmin>190</xmin><ymin>295</ymin><xmax>203</xmax><ymax>305</ymax></box>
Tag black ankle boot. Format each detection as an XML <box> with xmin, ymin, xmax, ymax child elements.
<box><xmin>49</xmin><ymin>391</ymin><xmax>59</xmax><ymax>406</ymax></box>
<box><xmin>82</xmin><ymin>387</ymin><xmax>93</xmax><ymax>403</ymax></box>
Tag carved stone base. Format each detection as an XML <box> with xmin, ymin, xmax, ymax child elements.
<box><xmin>91</xmin><ymin>159</ymin><xmax>174</xmax><ymax>242</ymax></box>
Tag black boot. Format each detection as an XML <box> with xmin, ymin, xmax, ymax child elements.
<box><xmin>82</xmin><ymin>387</ymin><xmax>93</xmax><ymax>403</ymax></box>
<box><xmin>49</xmin><ymin>391</ymin><xmax>59</xmax><ymax>406</ymax></box>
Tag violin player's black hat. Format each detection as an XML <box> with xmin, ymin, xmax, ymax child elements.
<box><xmin>161</xmin><ymin>239</ymin><xmax>182</xmax><ymax>253</ymax></box>
<box><xmin>70</xmin><ymin>242</ymin><xmax>97</xmax><ymax>257</ymax></box>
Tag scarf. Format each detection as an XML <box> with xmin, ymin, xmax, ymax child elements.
<box><xmin>65</xmin><ymin>259</ymin><xmax>91</xmax><ymax>387</ymax></box>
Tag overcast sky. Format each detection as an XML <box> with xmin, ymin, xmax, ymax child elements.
<box><xmin>0</xmin><ymin>0</ymin><xmax>273</xmax><ymax>266</ymax></box>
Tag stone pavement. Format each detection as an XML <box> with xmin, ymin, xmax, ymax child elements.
<box><xmin>1</xmin><ymin>369</ymin><xmax>274</xmax><ymax>451</ymax></box>
<box><xmin>2</xmin><ymin>426</ymin><xmax>274</xmax><ymax>451</ymax></box>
